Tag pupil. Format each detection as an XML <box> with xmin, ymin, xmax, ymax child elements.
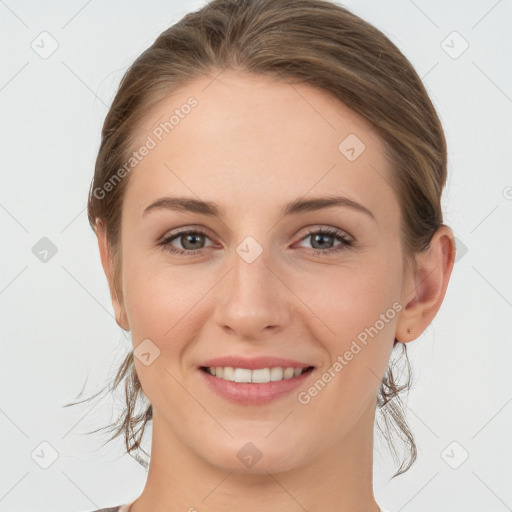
<box><xmin>312</xmin><ymin>233</ymin><xmax>332</xmax><ymax>249</ymax></box>
<box><xmin>183</xmin><ymin>233</ymin><xmax>203</xmax><ymax>249</ymax></box>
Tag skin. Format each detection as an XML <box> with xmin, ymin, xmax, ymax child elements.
<box><xmin>96</xmin><ymin>70</ymin><xmax>455</xmax><ymax>512</ymax></box>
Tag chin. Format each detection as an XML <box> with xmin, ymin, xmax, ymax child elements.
<box><xmin>197</xmin><ymin>435</ymin><xmax>307</xmax><ymax>475</ymax></box>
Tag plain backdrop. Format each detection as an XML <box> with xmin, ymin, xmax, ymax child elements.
<box><xmin>1</xmin><ymin>0</ymin><xmax>511</xmax><ymax>511</ymax></box>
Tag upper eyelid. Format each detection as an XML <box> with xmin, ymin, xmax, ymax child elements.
<box><xmin>160</xmin><ymin>225</ymin><xmax>215</xmax><ymax>243</ymax></box>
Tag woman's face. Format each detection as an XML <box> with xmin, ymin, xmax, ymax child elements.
<box><xmin>110</xmin><ymin>71</ymin><xmax>412</xmax><ymax>473</ymax></box>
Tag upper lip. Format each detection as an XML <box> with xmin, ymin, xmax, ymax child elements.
<box><xmin>200</xmin><ymin>356</ymin><xmax>314</xmax><ymax>370</ymax></box>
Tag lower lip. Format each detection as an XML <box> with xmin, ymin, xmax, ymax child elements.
<box><xmin>199</xmin><ymin>368</ymin><xmax>314</xmax><ymax>405</ymax></box>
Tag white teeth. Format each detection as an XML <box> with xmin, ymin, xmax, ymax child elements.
<box><xmin>205</xmin><ymin>366</ymin><xmax>308</xmax><ymax>383</ymax></box>
<box><xmin>223</xmin><ymin>367</ymin><xmax>235</xmax><ymax>381</ymax></box>
<box><xmin>252</xmin><ymin>368</ymin><xmax>270</xmax><ymax>383</ymax></box>
<box><xmin>269</xmin><ymin>367</ymin><xmax>283</xmax><ymax>381</ymax></box>
<box><xmin>234</xmin><ymin>368</ymin><xmax>252</xmax><ymax>383</ymax></box>
<box><xmin>283</xmin><ymin>367</ymin><xmax>294</xmax><ymax>379</ymax></box>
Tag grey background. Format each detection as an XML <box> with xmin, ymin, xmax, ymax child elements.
<box><xmin>1</xmin><ymin>0</ymin><xmax>511</xmax><ymax>511</ymax></box>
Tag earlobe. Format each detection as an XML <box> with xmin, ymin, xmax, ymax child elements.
<box><xmin>95</xmin><ymin>218</ymin><xmax>130</xmax><ymax>331</ymax></box>
<box><xmin>396</xmin><ymin>225</ymin><xmax>456</xmax><ymax>343</ymax></box>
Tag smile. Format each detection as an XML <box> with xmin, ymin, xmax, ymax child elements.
<box><xmin>199</xmin><ymin>364</ymin><xmax>315</xmax><ymax>405</ymax></box>
<box><xmin>201</xmin><ymin>366</ymin><xmax>314</xmax><ymax>383</ymax></box>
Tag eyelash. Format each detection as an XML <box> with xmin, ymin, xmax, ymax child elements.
<box><xmin>158</xmin><ymin>226</ymin><xmax>354</xmax><ymax>257</ymax></box>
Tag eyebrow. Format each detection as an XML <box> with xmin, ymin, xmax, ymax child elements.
<box><xmin>142</xmin><ymin>194</ymin><xmax>376</xmax><ymax>221</ymax></box>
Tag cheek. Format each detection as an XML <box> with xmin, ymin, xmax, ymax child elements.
<box><xmin>290</xmin><ymin>266</ymin><xmax>400</xmax><ymax>442</ymax></box>
<box><xmin>121</xmin><ymin>256</ymin><xmax>221</xmax><ymax>360</ymax></box>
<box><xmin>291</xmin><ymin>256</ymin><xmax>402</xmax><ymax>410</ymax></box>
<box><xmin>121</xmin><ymin>260</ymin><xmax>210</xmax><ymax>403</ymax></box>
<box><xmin>295</xmin><ymin>260</ymin><xmax>401</xmax><ymax>343</ymax></box>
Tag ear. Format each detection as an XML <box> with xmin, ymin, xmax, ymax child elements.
<box><xmin>395</xmin><ymin>225</ymin><xmax>456</xmax><ymax>343</ymax></box>
<box><xmin>95</xmin><ymin>218</ymin><xmax>130</xmax><ymax>331</ymax></box>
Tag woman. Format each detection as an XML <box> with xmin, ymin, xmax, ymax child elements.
<box><xmin>79</xmin><ymin>0</ymin><xmax>456</xmax><ymax>510</ymax></box>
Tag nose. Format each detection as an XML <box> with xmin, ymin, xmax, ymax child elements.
<box><xmin>212</xmin><ymin>243</ymin><xmax>291</xmax><ymax>340</ymax></box>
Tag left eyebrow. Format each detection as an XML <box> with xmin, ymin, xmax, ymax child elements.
<box><xmin>142</xmin><ymin>194</ymin><xmax>376</xmax><ymax>222</ymax></box>
<box><xmin>282</xmin><ymin>195</ymin><xmax>376</xmax><ymax>221</ymax></box>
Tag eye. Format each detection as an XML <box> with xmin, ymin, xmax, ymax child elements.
<box><xmin>158</xmin><ymin>227</ymin><xmax>214</xmax><ymax>256</ymax></box>
<box><xmin>296</xmin><ymin>227</ymin><xmax>354</xmax><ymax>256</ymax></box>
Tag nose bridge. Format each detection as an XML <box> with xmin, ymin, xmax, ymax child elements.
<box><xmin>233</xmin><ymin>238</ymin><xmax>273</xmax><ymax>297</ymax></box>
<box><xmin>213</xmin><ymin>235</ymin><xmax>289</xmax><ymax>336</ymax></box>
<box><xmin>230</xmin><ymin>236</ymin><xmax>278</xmax><ymax>308</ymax></box>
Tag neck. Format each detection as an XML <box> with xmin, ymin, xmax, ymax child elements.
<box><xmin>130</xmin><ymin>401</ymin><xmax>380</xmax><ymax>512</ymax></box>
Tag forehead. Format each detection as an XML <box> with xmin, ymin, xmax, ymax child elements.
<box><xmin>124</xmin><ymin>70</ymin><xmax>399</xmax><ymax>226</ymax></box>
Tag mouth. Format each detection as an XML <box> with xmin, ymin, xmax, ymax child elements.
<box><xmin>198</xmin><ymin>364</ymin><xmax>316</xmax><ymax>405</ymax></box>
<box><xmin>199</xmin><ymin>365</ymin><xmax>315</xmax><ymax>383</ymax></box>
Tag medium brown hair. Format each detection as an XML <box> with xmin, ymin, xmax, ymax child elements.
<box><xmin>68</xmin><ymin>0</ymin><xmax>449</xmax><ymax>479</ymax></box>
